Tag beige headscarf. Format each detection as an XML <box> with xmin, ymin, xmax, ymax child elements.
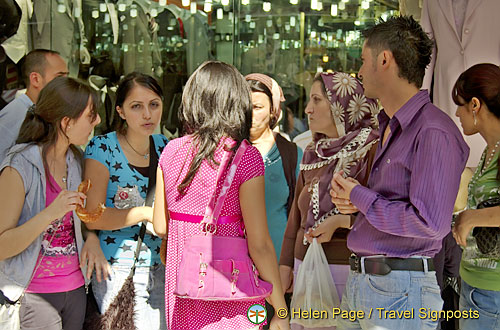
<box><xmin>245</xmin><ymin>73</ymin><xmax>285</xmax><ymax>128</ymax></box>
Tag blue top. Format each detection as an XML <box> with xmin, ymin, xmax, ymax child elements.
<box><xmin>263</xmin><ymin>142</ymin><xmax>302</xmax><ymax>259</ymax></box>
<box><xmin>0</xmin><ymin>93</ymin><xmax>33</xmax><ymax>164</ymax></box>
<box><xmin>84</xmin><ymin>132</ymin><xmax>168</xmax><ymax>267</ymax></box>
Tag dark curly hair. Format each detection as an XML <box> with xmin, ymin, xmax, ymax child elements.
<box><xmin>362</xmin><ymin>15</ymin><xmax>433</xmax><ymax>88</ymax></box>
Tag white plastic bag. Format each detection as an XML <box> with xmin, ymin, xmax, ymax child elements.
<box><xmin>290</xmin><ymin>238</ymin><xmax>340</xmax><ymax>328</ymax></box>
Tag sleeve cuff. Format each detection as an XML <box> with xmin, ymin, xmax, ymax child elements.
<box><xmin>350</xmin><ymin>185</ymin><xmax>378</xmax><ymax>215</ymax></box>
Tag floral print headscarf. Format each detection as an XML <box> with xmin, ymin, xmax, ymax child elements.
<box><xmin>302</xmin><ymin>72</ymin><xmax>380</xmax><ymax>234</ymax></box>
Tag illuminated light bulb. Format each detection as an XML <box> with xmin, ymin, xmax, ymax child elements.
<box><xmin>182</xmin><ymin>0</ymin><xmax>190</xmax><ymax>7</ymax></box>
<box><xmin>57</xmin><ymin>4</ymin><xmax>66</xmax><ymax>13</ymax></box>
<box><xmin>290</xmin><ymin>16</ymin><xmax>296</xmax><ymax>27</ymax></box>
<box><xmin>245</xmin><ymin>14</ymin><xmax>251</xmax><ymax>22</ymax></box>
<box><xmin>190</xmin><ymin>2</ymin><xmax>196</xmax><ymax>13</ymax></box>
<box><xmin>217</xmin><ymin>8</ymin><xmax>223</xmax><ymax>19</ymax></box>
<box><xmin>290</xmin><ymin>0</ymin><xmax>298</xmax><ymax>4</ymax></box>
<box><xmin>130</xmin><ymin>8</ymin><xmax>137</xmax><ymax>17</ymax></box>
<box><xmin>242</xmin><ymin>0</ymin><xmax>249</xmax><ymax>4</ymax></box>
<box><xmin>204</xmin><ymin>2</ymin><xmax>212</xmax><ymax>11</ymax></box>
<box><xmin>331</xmin><ymin>4</ymin><xmax>337</xmax><ymax>16</ymax></box>
<box><xmin>317</xmin><ymin>1</ymin><xmax>323</xmax><ymax>10</ymax></box>
<box><xmin>354</xmin><ymin>20</ymin><xmax>361</xmax><ymax>26</ymax></box>
<box><xmin>221</xmin><ymin>0</ymin><xmax>229</xmax><ymax>6</ymax></box>
<box><xmin>105</xmin><ymin>13</ymin><xmax>110</xmax><ymax>23</ymax></box>
<box><xmin>118</xmin><ymin>3</ymin><xmax>126</xmax><ymax>11</ymax></box>
<box><xmin>322</xmin><ymin>55</ymin><xmax>328</xmax><ymax>62</ymax></box>
<box><xmin>361</xmin><ymin>0</ymin><xmax>369</xmax><ymax>9</ymax></box>
<box><xmin>159</xmin><ymin>0</ymin><xmax>166</xmax><ymax>5</ymax></box>
<box><xmin>311</xmin><ymin>0</ymin><xmax>317</xmax><ymax>10</ymax></box>
<box><xmin>338</xmin><ymin>1</ymin><xmax>345</xmax><ymax>10</ymax></box>
<box><xmin>263</xmin><ymin>1</ymin><xmax>271</xmax><ymax>12</ymax></box>
<box><xmin>100</xmin><ymin>3</ymin><xmax>107</xmax><ymax>12</ymax></box>
<box><xmin>92</xmin><ymin>10</ymin><xmax>99</xmax><ymax>18</ymax></box>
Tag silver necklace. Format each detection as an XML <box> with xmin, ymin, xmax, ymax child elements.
<box><xmin>123</xmin><ymin>135</ymin><xmax>149</xmax><ymax>159</ymax></box>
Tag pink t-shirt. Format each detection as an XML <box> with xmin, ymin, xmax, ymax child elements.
<box><xmin>26</xmin><ymin>173</ymin><xmax>84</xmax><ymax>293</ymax></box>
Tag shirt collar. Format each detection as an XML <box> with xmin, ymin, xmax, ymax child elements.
<box><xmin>376</xmin><ymin>90</ymin><xmax>430</xmax><ymax>131</ymax></box>
<box><xmin>18</xmin><ymin>93</ymin><xmax>34</xmax><ymax>107</ymax></box>
<box><xmin>393</xmin><ymin>90</ymin><xmax>430</xmax><ymax>130</ymax></box>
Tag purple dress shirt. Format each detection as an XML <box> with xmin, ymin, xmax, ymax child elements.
<box><xmin>348</xmin><ymin>90</ymin><xmax>469</xmax><ymax>258</ymax></box>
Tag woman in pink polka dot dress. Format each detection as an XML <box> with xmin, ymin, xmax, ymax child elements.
<box><xmin>153</xmin><ymin>61</ymin><xmax>290</xmax><ymax>330</ymax></box>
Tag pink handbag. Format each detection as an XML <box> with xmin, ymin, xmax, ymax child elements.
<box><xmin>173</xmin><ymin>140</ymin><xmax>273</xmax><ymax>301</ymax></box>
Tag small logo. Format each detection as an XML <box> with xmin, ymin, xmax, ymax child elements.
<box><xmin>247</xmin><ymin>304</ymin><xmax>266</xmax><ymax>325</ymax></box>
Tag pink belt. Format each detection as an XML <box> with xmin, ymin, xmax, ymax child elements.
<box><xmin>169</xmin><ymin>211</ymin><xmax>242</xmax><ymax>224</ymax></box>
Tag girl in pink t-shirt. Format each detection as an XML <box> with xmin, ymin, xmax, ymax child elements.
<box><xmin>0</xmin><ymin>76</ymin><xmax>109</xmax><ymax>330</ymax></box>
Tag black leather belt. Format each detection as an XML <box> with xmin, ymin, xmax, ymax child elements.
<box><xmin>349</xmin><ymin>254</ymin><xmax>435</xmax><ymax>275</ymax></box>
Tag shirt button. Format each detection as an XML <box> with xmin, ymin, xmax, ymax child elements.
<box><xmin>464</xmin><ymin>29</ymin><xmax>470</xmax><ymax>34</ymax></box>
<box><xmin>386</xmin><ymin>158</ymin><xmax>391</xmax><ymax>164</ymax></box>
<box><xmin>375</xmin><ymin>167</ymin><xmax>379</xmax><ymax>171</ymax></box>
<box><xmin>460</xmin><ymin>50</ymin><xmax>464</xmax><ymax>55</ymax></box>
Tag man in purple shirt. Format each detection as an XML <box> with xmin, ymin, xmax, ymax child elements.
<box><xmin>330</xmin><ymin>16</ymin><xmax>469</xmax><ymax>330</ymax></box>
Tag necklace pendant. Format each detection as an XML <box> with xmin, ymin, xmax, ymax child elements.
<box><xmin>144</xmin><ymin>153</ymin><xmax>149</xmax><ymax>159</ymax></box>
<box><xmin>62</xmin><ymin>176</ymin><xmax>67</xmax><ymax>183</ymax></box>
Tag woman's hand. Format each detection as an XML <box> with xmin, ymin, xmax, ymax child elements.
<box><xmin>305</xmin><ymin>217</ymin><xmax>339</xmax><ymax>244</ymax></box>
<box><xmin>269</xmin><ymin>314</ymin><xmax>290</xmax><ymax>330</ymax></box>
<box><xmin>44</xmin><ymin>190</ymin><xmax>86</xmax><ymax>220</ymax></box>
<box><xmin>452</xmin><ymin>210</ymin><xmax>474</xmax><ymax>247</ymax></box>
<box><xmin>80</xmin><ymin>232</ymin><xmax>111</xmax><ymax>282</ymax></box>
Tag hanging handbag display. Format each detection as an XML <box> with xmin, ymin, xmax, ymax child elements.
<box><xmin>472</xmin><ymin>197</ymin><xmax>500</xmax><ymax>259</ymax></box>
<box><xmin>84</xmin><ymin>136</ymin><xmax>158</xmax><ymax>330</ymax></box>
<box><xmin>173</xmin><ymin>140</ymin><xmax>273</xmax><ymax>301</ymax></box>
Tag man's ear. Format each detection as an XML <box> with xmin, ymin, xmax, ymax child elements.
<box><xmin>380</xmin><ymin>50</ymin><xmax>393</xmax><ymax>68</ymax></box>
<box><xmin>29</xmin><ymin>72</ymin><xmax>42</xmax><ymax>89</ymax></box>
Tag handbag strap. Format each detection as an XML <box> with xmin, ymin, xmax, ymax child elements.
<box><xmin>202</xmin><ymin>140</ymin><xmax>250</xmax><ymax>227</ymax></box>
<box><xmin>130</xmin><ymin>136</ymin><xmax>158</xmax><ymax>275</ymax></box>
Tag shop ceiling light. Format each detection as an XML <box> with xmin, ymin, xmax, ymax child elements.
<box><xmin>290</xmin><ymin>16</ymin><xmax>296</xmax><ymax>26</ymax></box>
<box><xmin>191</xmin><ymin>2</ymin><xmax>196</xmax><ymax>13</ymax></box>
<box><xmin>57</xmin><ymin>4</ymin><xmax>66</xmax><ymax>13</ymax></box>
<box><xmin>130</xmin><ymin>8</ymin><xmax>137</xmax><ymax>17</ymax></box>
<box><xmin>354</xmin><ymin>20</ymin><xmax>360</xmax><ymax>25</ymax></box>
<box><xmin>217</xmin><ymin>8</ymin><xmax>223</xmax><ymax>19</ymax></box>
<box><xmin>331</xmin><ymin>4</ymin><xmax>337</xmax><ymax>16</ymax></box>
<box><xmin>118</xmin><ymin>3</ymin><xmax>126</xmax><ymax>11</ymax></box>
<box><xmin>105</xmin><ymin>13</ymin><xmax>110</xmax><ymax>22</ymax></box>
<box><xmin>311</xmin><ymin>0</ymin><xmax>317</xmax><ymax>10</ymax></box>
<box><xmin>182</xmin><ymin>0</ymin><xmax>190</xmax><ymax>7</ymax></box>
<box><xmin>159</xmin><ymin>0</ymin><xmax>166</xmax><ymax>5</ymax></box>
<box><xmin>341</xmin><ymin>0</ymin><xmax>348</xmax><ymax>2</ymax></box>
<box><xmin>263</xmin><ymin>1</ymin><xmax>271</xmax><ymax>12</ymax></box>
<box><xmin>204</xmin><ymin>1</ymin><xmax>212</xmax><ymax>11</ymax></box>
<box><xmin>317</xmin><ymin>1</ymin><xmax>323</xmax><ymax>10</ymax></box>
<box><xmin>338</xmin><ymin>1</ymin><xmax>345</xmax><ymax>10</ymax></box>
<box><xmin>245</xmin><ymin>14</ymin><xmax>251</xmax><ymax>22</ymax></box>
<box><xmin>92</xmin><ymin>9</ymin><xmax>99</xmax><ymax>18</ymax></box>
<box><xmin>361</xmin><ymin>0</ymin><xmax>369</xmax><ymax>9</ymax></box>
<box><xmin>290</xmin><ymin>0</ymin><xmax>298</xmax><ymax>4</ymax></box>
<box><xmin>242</xmin><ymin>0</ymin><xmax>249</xmax><ymax>4</ymax></box>
<box><xmin>322</xmin><ymin>55</ymin><xmax>328</xmax><ymax>62</ymax></box>
<box><xmin>221</xmin><ymin>0</ymin><xmax>230</xmax><ymax>6</ymax></box>
<box><xmin>99</xmin><ymin>3</ymin><xmax>107</xmax><ymax>12</ymax></box>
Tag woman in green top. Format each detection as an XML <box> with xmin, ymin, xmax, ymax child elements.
<box><xmin>452</xmin><ymin>63</ymin><xmax>500</xmax><ymax>330</ymax></box>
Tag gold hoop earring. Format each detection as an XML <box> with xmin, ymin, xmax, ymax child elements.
<box><xmin>473</xmin><ymin>110</ymin><xmax>477</xmax><ymax>126</ymax></box>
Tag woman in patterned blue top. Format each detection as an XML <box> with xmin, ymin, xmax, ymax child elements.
<box><xmin>83</xmin><ymin>73</ymin><xmax>168</xmax><ymax>330</ymax></box>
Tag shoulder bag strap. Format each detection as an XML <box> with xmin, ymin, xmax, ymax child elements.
<box><xmin>275</xmin><ymin>134</ymin><xmax>298</xmax><ymax>217</ymax></box>
<box><xmin>130</xmin><ymin>136</ymin><xmax>158</xmax><ymax>275</ymax></box>
<box><xmin>202</xmin><ymin>140</ymin><xmax>250</xmax><ymax>225</ymax></box>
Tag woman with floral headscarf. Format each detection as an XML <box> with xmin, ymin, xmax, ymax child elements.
<box><xmin>279</xmin><ymin>72</ymin><xmax>379</xmax><ymax>329</ymax></box>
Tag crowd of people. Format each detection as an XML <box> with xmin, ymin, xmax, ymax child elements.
<box><xmin>1</xmin><ymin>14</ymin><xmax>500</xmax><ymax>330</ymax></box>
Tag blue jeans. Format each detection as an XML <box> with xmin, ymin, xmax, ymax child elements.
<box><xmin>337</xmin><ymin>270</ymin><xmax>443</xmax><ymax>330</ymax></box>
<box><xmin>92</xmin><ymin>264</ymin><xmax>166</xmax><ymax>330</ymax></box>
<box><xmin>459</xmin><ymin>279</ymin><xmax>500</xmax><ymax>329</ymax></box>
